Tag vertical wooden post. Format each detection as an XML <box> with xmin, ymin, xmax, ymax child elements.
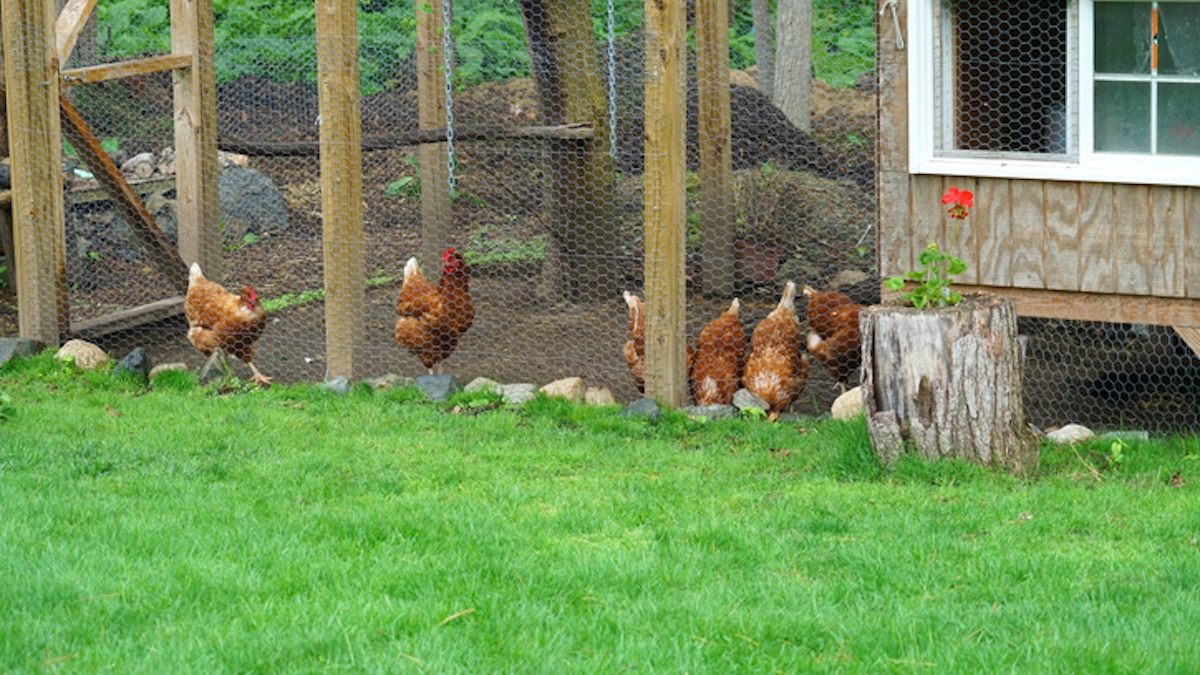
<box><xmin>415</xmin><ymin>0</ymin><xmax>452</xmax><ymax>271</ymax></box>
<box><xmin>643</xmin><ymin>0</ymin><xmax>687</xmax><ymax>407</ymax></box>
<box><xmin>696</xmin><ymin>0</ymin><xmax>734</xmax><ymax>297</ymax></box>
<box><xmin>171</xmin><ymin>0</ymin><xmax>221</xmax><ymax>279</ymax></box>
<box><xmin>316</xmin><ymin>0</ymin><xmax>365</xmax><ymax>379</ymax></box>
<box><xmin>775</xmin><ymin>0</ymin><xmax>813</xmax><ymax>132</ymax></box>
<box><xmin>4</xmin><ymin>0</ymin><xmax>68</xmax><ymax>344</ymax></box>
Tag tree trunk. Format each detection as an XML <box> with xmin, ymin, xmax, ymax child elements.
<box><xmin>773</xmin><ymin>0</ymin><xmax>811</xmax><ymax>132</ymax></box>
<box><xmin>520</xmin><ymin>0</ymin><xmax>619</xmax><ymax>302</ymax></box>
<box><xmin>751</xmin><ymin>0</ymin><xmax>774</xmax><ymax>100</ymax></box>
<box><xmin>861</xmin><ymin>295</ymin><xmax>1039</xmax><ymax>475</ymax></box>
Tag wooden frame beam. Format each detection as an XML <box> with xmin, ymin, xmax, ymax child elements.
<box><xmin>55</xmin><ymin>0</ymin><xmax>98</xmax><ymax>64</ymax></box>
<box><xmin>61</xmin><ymin>54</ymin><xmax>192</xmax><ymax>86</ymax></box>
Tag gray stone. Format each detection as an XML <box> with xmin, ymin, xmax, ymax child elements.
<box><xmin>120</xmin><ymin>151</ymin><xmax>156</xmax><ymax>180</ymax></box>
<box><xmin>113</xmin><ymin>348</ymin><xmax>151</xmax><ymax>381</ymax></box>
<box><xmin>465</xmin><ymin>377</ymin><xmax>502</xmax><ymax>394</ymax></box>
<box><xmin>732</xmin><ymin>388</ymin><xmax>769</xmax><ymax>412</ymax></box>
<box><xmin>149</xmin><ymin>362</ymin><xmax>189</xmax><ymax>380</ymax></box>
<box><xmin>144</xmin><ymin>191</ymin><xmax>178</xmax><ymax>244</ymax></box>
<box><xmin>830</xmin><ymin>386</ymin><xmax>864</xmax><ymax>420</ymax></box>
<box><xmin>55</xmin><ymin>339</ymin><xmax>109</xmax><ymax>370</ymax></box>
<box><xmin>322</xmin><ymin>376</ymin><xmax>351</xmax><ymax>394</ymax></box>
<box><xmin>830</xmin><ymin>269</ymin><xmax>871</xmax><ymax>290</ymax></box>
<box><xmin>540</xmin><ymin>377</ymin><xmax>585</xmax><ymax>402</ymax></box>
<box><xmin>0</xmin><ymin>338</ymin><xmax>44</xmax><ymax>367</ymax></box>
<box><xmin>684</xmin><ymin>404</ymin><xmax>738</xmax><ymax>420</ymax></box>
<box><xmin>416</xmin><ymin>374</ymin><xmax>461</xmax><ymax>401</ymax></box>
<box><xmin>584</xmin><ymin>386</ymin><xmax>616</xmax><ymax>406</ymax></box>
<box><xmin>776</xmin><ymin>257</ymin><xmax>820</xmax><ymax>291</ymax></box>
<box><xmin>219</xmin><ymin>168</ymin><xmax>290</xmax><ymax>239</ymax></box>
<box><xmin>1047</xmin><ymin>424</ymin><xmax>1095</xmax><ymax>444</ymax></box>
<box><xmin>622</xmin><ymin>397</ymin><xmax>661</xmax><ymax>419</ymax></box>
<box><xmin>500</xmin><ymin>383</ymin><xmax>537</xmax><ymax>404</ymax></box>
<box><xmin>364</xmin><ymin>373</ymin><xmax>409</xmax><ymax>390</ymax></box>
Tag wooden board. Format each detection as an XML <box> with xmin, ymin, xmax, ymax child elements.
<box><xmin>974</xmin><ymin>178</ymin><xmax>1012</xmax><ymax>287</ymax></box>
<box><xmin>1189</xmin><ymin>188</ymin><xmax>1200</xmax><ymax>298</ymax></box>
<box><xmin>1078</xmin><ymin>182</ymin><xmax>1115</xmax><ymax>293</ymax></box>
<box><xmin>1043</xmin><ymin>181</ymin><xmax>1080</xmax><ymax>291</ymax></box>
<box><xmin>1151</xmin><ymin>186</ymin><xmax>1185</xmax><ymax>297</ymax></box>
<box><xmin>415</xmin><ymin>0</ymin><xmax>451</xmax><ymax>271</ymax></box>
<box><xmin>70</xmin><ymin>296</ymin><xmax>185</xmax><ymax>338</ymax></box>
<box><xmin>909</xmin><ymin>174</ymin><xmax>944</xmax><ymax>264</ymax></box>
<box><xmin>316</xmin><ymin>0</ymin><xmax>366</xmax><ymax>379</ymax></box>
<box><xmin>55</xmin><ymin>0</ymin><xmax>98</xmax><ymax>65</ymax></box>
<box><xmin>877</xmin><ymin>170</ymin><xmax>911</xmax><ymax>279</ymax></box>
<box><xmin>61</xmin><ymin>54</ymin><xmax>191</xmax><ymax>86</ymax></box>
<box><xmin>172</xmin><ymin>0</ymin><xmax>221</xmax><ymax>279</ymax></box>
<box><xmin>1114</xmin><ymin>183</ymin><xmax>1152</xmax><ymax>295</ymax></box>
<box><xmin>876</xmin><ymin>0</ymin><xmax>907</xmax><ymax>174</ymax></box>
<box><xmin>696</xmin><ymin>0</ymin><xmax>735</xmax><ymax>296</ymax></box>
<box><xmin>1009</xmin><ymin>179</ymin><xmax>1044</xmax><ymax>289</ymax></box>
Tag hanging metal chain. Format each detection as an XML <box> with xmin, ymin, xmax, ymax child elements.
<box><xmin>606</xmin><ymin>0</ymin><xmax>618</xmax><ymax>159</ymax></box>
<box><xmin>442</xmin><ymin>0</ymin><xmax>457</xmax><ymax>193</ymax></box>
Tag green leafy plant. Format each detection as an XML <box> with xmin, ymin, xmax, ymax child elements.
<box><xmin>463</xmin><ymin>226</ymin><xmax>545</xmax><ymax>266</ymax></box>
<box><xmin>1108</xmin><ymin>437</ymin><xmax>1130</xmax><ymax>468</ymax></box>
<box><xmin>0</xmin><ymin>390</ymin><xmax>14</xmax><ymax>420</ymax></box>
<box><xmin>885</xmin><ymin>187</ymin><xmax>972</xmax><ymax>308</ymax></box>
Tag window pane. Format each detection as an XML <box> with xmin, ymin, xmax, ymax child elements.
<box><xmin>1158</xmin><ymin>84</ymin><xmax>1200</xmax><ymax>155</ymax></box>
<box><xmin>948</xmin><ymin>0</ymin><xmax>1068</xmax><ymax>153</ymax></box>
<box><xmin>1160</xmin><ymin>4</ymin><xmax>1200</xmax><ymax>76</ymax></box>
<box><xmin>1095</xmin><ymin>2</ymin><xmax>1151</xmax><ymax>74</ymax></box>
<box><xmin>1095</xmin><ymin>80</ymin><xmax>1150</xmax><ymax>152</ymax></box>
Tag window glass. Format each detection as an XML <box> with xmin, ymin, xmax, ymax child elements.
<box><xmin>1095</xmin><ymin>80</ymin><xmax>1151</xmax><ymax>151</ymax></box>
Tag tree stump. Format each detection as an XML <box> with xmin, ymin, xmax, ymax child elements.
<box><xmin>861</xmin><ymin>295</ymin><xmax>1038</xmax><ymax>474</ymax></box>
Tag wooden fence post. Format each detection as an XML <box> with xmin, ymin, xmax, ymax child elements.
<box><xmin>643</xmin><ymin>0</ymin><xmax>687</xmax><ymax>407</ymax></box>
<box><xmin>415</xmin><ymin>0</ymin><xmax>452</xmax><ymax>271</ymax></box>
<box><xmin>316</xmin><ymin>0</ymin><xmax>365</xmax><ymax>379</ymax></box>
<box><xmin>4</xmin><ymin>0</ymin><xmax>68</xmax><ymax>344</ymax></box>
<box><xmin>696</xmin><ymin>0</ymin><xmax>734</xmax><ymax>297</ymax></box>
<box><xmin>171</xmin><ymin>0</ymin><xmax>221</xmax><ymax>279</ymax></box>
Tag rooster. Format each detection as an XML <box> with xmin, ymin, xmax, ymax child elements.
<box><xmin>395</xmin><ymin>247</ymin><xmax>474</xmax><ymax>374</ymax></box>
<box><xmin>803</xmin><ymin>285</ymin><xmax>865</xmax><ymax>389</ymax></box>
<box><xmin>185</xmin><ymin>263</ymin><xmax>271</xmax><ymax>386</ymax></box>
<box><xmin>743</xmin><ymin>281</ymin><xmax>808</xmax><ymax>413</ymax></box>
<box><xmin>623</xmin><ymin>291</ymin><xmax>693</xmax><ymax>394</ymax></box>
<box><xmin>690</xmin><ymin>298</ymin><xmax>746</xmax><ymax>406</ymax></box>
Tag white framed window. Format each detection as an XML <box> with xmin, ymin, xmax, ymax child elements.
<box><xmin>909</xmin><ymin>0</ymin><xmax>1200</xmax><ymax>186</ymax></box>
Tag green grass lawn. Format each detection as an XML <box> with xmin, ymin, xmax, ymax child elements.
<box><xmin>2</xmin><ymin>353</ymin><xmax>1199</xmax><ymax>673</ymax></box>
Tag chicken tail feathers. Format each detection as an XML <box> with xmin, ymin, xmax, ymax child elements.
<box><xmin>189</xmin><ymin>262</ymin><xmax>205</xmax><ymax>287</ymax></box>
<box><xmin>403</xmin><ymin>257</ymin><xmax>422</xmax><ymax>284</ymax></box>
<box><xmin>778</xmin><ymin>281</ymin><xmax>797</xmax><ymax>312</ymax></box>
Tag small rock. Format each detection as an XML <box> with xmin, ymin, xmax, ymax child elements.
<box><xmin>830</xmin><ymin>269</ymin><xmax>871</xmax><ymax>290</ymax></box>
<box><xmin>622</xmin><ymin>397</ymin><xmax>661</xmax><ymax>419</ymax></box>
<box><xmin>54</xmin><ymin>339</ymin><xmax>109</xmax><ymax>370</ymax></box>
<box><xmin>112</xmin><ymin>348</ymin><xmax>151</xmax><ymax>381</ymax></box>
<box><xmin>732</xmin><ymin>388</ymin><xmax>769</xmax><ymax>412</ymax></box>
<box><xmin>0</xmin><ymin>338</ymin><xmax>44</xmax><ymax>367</ymax></box>
<box><xmin>684</xmin><ymin>404</ymin><xmax>738</xmax><ymax>420</ymax></box>
<box><xmin>1102</xmin><ymin>430</ymin><xmax>1149</xmax><ymax>442</ymax></box>
<box><xmin>149</xmin><ymin>362</ymin><xmax>189</xmax><ymax>380</ymax></box>
<box><xmin>322</xmin><ymin>376</ymin><xmax>351</xmax><ymax>394</ymax></box>
<box><xmin>364</xmin><ymin>373</ymin><xmax>409</xmax><ymax>390</ymax></box>
<box><xmin>1046</xmin><ymin>424</ymin><xmax>1095</xmax><ymax>444</ymax></box>
<box><xmin>831</xmin><ymin>386</ymin><xmax>864</xmax><ymax>420</ymax></box>
<box><xmin>584</xmin><ymin>386</ymin><xmax>616</xmax><ymax>406</ymax></box>
<box><xmin>416</xmin><ymin>374</ymin><xmax>461</xmax><ymax>401</ymax></box>
<box><xmin>120</xmin><ymin>151</ymin><xmax>156</xmax><ymax>180</ymax></box>
<box><xmin>465</xmin><ymin>377</ymin><xmax>502</xmax><ymax>394</ymax></box>
<box><xmin>500</xmin><ymin>383</ymin><xmax>537</xmax><ymax>404</ymax></box>
<box><xmin>540</xmin><ymin>377</ymin><xmax>585</xmax><ymax>403</ymax></box>
<box><xmin>217</xmin><ymin>150</ymin><xmax>251</xmax><ymax>170</ymax></box>
<box><xmin>219</xmin><ymin>167</ymin><xmax>291</xmax><ymax>239</ymax></box>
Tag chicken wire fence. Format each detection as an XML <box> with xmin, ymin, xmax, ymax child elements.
<box><xmin>2</xmin><ymin>0</ymin><xmax>1199</xmax><ymax>433</ymax></box>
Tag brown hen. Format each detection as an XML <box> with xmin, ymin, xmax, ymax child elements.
<box><xmin>396</xmin><ymin>247</ymin><xmax>474</xmax><ymax>374</ymax></box>
<box><xmin>743</xmin><ymin>281</ymin><xmax>809</xmax><ymax>413</ymax></box>
<box><xmin>803</xmin><ymin>285</ymin><xmax>865</xmax><ymax>387</ymax></box>
<box><xmin>623</xmin><ymin>291</ymin><xmax>693</xmax><ymax>394</ymax></box>
<box><xmin>690</xmin><ymin>298</ymin><xmax>746</xmax><ymax>406</ymax></box>
<box><xmin>185</xmin><ymin>263</ymin><xmax>271</xmax><ymax>385</ymax></box>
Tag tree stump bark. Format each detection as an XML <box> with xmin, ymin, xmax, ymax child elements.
<box><xmin>861</xmin><ymin>295</ymin><xmax>1038</xmax><ymax>474</ymax></box>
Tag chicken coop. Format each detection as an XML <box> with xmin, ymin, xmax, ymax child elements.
<box><xmin>878</xmin><ymin>0</ymin><xmax>1200</xmax><ymax>430</ymax></box>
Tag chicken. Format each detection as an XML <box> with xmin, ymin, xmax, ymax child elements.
<box><xmin>395</xmin><ymin>247</ymin><xmax>474</xmax><ymax>374</ymax></box>
<box><xmin>185</xmin><ymin>262</ymin><xmax>271</xmax><ymax>385</ymax></box>
<box><xmin>743</xmin><ymin>281</ymin><xmax>809</xmax><ymax>413</ymax></box>
<box><xmin>803</xmin><ymin>285</ymin><xmax>865</xmax><ymax>388</ymax></box>
<box><xmin>623</xmin><ymin>291</ymin><xmax>693</xmax><ymax>394</ymax></box>
<box><xmin>690</xmin><ymin>298</ymin><xmax>746</xmax><ymax>406</ymax></box>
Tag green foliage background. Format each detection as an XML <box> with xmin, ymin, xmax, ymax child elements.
<box><xmin>96</xmin><ymin>0</ymin><xmax>874</xmax><ymax>93</ymax></box>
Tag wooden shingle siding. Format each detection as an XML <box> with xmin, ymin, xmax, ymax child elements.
<box><xmin>1044</xmin><ymin>182</ymin><xmax>1080</xmax><ymax>291</ymax></box>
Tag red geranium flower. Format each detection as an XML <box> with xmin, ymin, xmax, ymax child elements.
<box><xmin>942</xmin><ymin>187</ymin><xmax>973</xmax><ymax>219</ymax></box>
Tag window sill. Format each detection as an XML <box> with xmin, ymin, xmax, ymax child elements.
<box><xmin>911</xmin><ymin>155</ymin><xmax>1200</xmax><ymax>188</ymax></box>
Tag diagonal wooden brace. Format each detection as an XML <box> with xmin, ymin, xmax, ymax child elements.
<box><xmin>59</xmin><ymin>92</ymin><xmax>190</xmax><ymax>294</ymax></box>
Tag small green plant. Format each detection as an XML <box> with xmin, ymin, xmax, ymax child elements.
<box><xmin>0</xmin><ymin>264</ymin><xmax>8</xmax><ymax>290</ymax></box>
<box><xmin>385</xmin><ymin>176</ymin><xmax>417</xmax><ymax>199</ymax></box>
<box><xmin>885</xmin><ymin>187</ymin><xmax>972</xmax><ymax>308</ymax></box>
<box><xmin>0</xmin><ymin>390</ymin><xmax>14</xmax><ymax>420</ymax></box>
<box><xmin>1108</xmin><ymin>437</ymin><xmax>1130</xmax><ymax>468</ymax></box>
<box><xmin>223</xmin><ymin>232</ymin><xmax>261</xmax><ymax>252</ymax></box>
<box><xmin>463</xmin><ymin>226</ymin><xmax>545</xmax><ymax>266</ymax></box>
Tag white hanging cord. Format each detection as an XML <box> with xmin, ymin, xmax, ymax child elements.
<box><xmin>880</xmin><ymin>0</ymin><xmax>905</xmax><ymax>50</ymax></box>
<box><xmin>442</xmin><ymin>0</ymin><xmax>457</xmax><ymax>193</ymax></box>
<box><xmin>606</xmin><ymin>0</ymin><xmax>618</xmax><ymax>159</ymax></box>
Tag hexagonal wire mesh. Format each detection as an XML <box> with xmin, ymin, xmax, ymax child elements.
<box><xmin>3</xmin><ymin>0</ymin><xmax>1198</xmax><ymax>432</ymax></box>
